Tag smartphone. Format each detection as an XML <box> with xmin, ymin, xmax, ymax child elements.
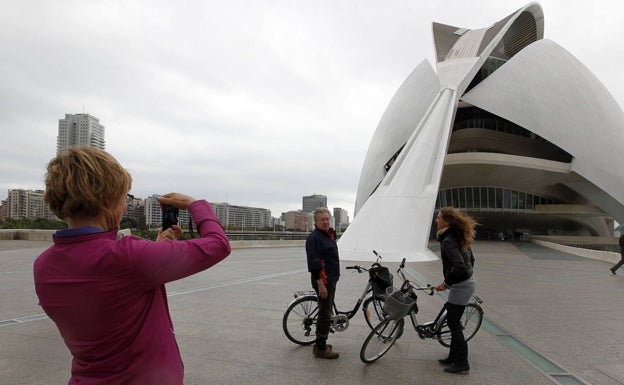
<box><xmin>162</xmin><ymin>204</ymin><xmax>179</xmax><ymax>230</ymax></box>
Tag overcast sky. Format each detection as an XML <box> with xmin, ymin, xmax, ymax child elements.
<box><xmin>2</xmin><ymin>0</ymin><xmax>624</xmax><ymax>217</ymax></box>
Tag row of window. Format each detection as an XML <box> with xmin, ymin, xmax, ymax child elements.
<box><xmin>435</xmin><ymin>187</ymin><xmax>561</xmax><ymax>211</ymax></box>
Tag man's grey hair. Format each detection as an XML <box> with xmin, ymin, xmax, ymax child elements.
<box><xmin>313</xmin><ymin>207</ymin><xmax>331</xmax><ymax>222</ymax></box>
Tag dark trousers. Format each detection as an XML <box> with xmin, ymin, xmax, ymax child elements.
<box><xmin>612</xmin><ymin>253</ymin><xmax>624</xmax><ymax>272</ymax></box>
<box><xmin>314</xmin><ymin>282</ymin><xmax>336</xmax><ymax>347</ymax></box>
<box><xmin>445</xmin><ymin>302</ymin><xmax>468</xmax><ymax>363</ymax></box>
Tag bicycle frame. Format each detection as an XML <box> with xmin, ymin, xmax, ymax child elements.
<box><xmin>394</xmin><ymin>257</ymin><xmax>483</xmax><ymax>343</ymax></box>
<box><xmin>285</xmin><ymin>253</ymin><xmax>385</xmax><ymax>334</ymax></box>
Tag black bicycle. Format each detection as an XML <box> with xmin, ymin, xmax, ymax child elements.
<box><xmin>282</xmin><ymin>252</ymin><xmax>393</xmax><ymax>345</ymax></box>
<box><xmin>360</xmin><ymin>257</ymin><xmax>484</xmax><ymax>363</ymax></box>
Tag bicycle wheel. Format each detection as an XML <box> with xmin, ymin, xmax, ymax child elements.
<box><xmin>434</xmin><ymin>303</ymin><xmax>483</xmax><ymax>347</ymax></box>
<box><xmin>282</xmin><ymin>296</ymin><xmax>319</xmax><ymax>345</ymax></box>
<box><xmin>360</xmin><ymin>317</ymin><xmax>404</xmax><ymax>363</ymax></box>
<box><xmin>362</xmin><ymin>294</ymin><xmax>385</xmax><ymax>330</ymax></box>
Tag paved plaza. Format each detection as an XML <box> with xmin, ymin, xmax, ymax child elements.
<box><xmin>2</xmin><ymin>239</ymin><xmax>624</xmax><ymax>384</ymax></box>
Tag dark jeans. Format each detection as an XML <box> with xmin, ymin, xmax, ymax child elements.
<box><xmin>314</xmin><ymin>282</ymin><xmax>336</xmax><ymax>347</ymax></box>
<box><xmin>613</xmin><ymin>253</ymin><xmax>624</xmax><ymax>272</ymax></box>
<box><xmin>445</xmin><ymin>302</ymin><xmax>468</xmax><ymax>362</ymax></box>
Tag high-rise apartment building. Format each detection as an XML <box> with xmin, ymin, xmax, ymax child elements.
<box><xmin>211</xmin><ymin>203</ymin><xmax>272</xmax><ymax>229</ymax></box>
<box><xmin>57</xmin><ymin>113</ymin><xmax>105</xmax><ymax>154</ymax></box>
<box><xmin>333</xmin><ymin>207</ymin><xmax>349</xmax><ymax>231</ymax></box>
<box><xmin>6</xmin><ymin>189</ymin><xmax>56</xmax><ymax>220</ymax></box>
<box><xmin>302</xmin><ymin>194</ymin><xmax>327</xmax><ymax>213</ymax></box>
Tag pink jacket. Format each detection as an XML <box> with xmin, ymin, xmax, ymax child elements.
<box><xmin>34</xmin><ymin>200</ymin><xmax>231</xmax><ymax>385</ymax></box>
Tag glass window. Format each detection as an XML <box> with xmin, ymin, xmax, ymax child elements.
<box><xmin>493</xmin><ymin>188</ymin><xmax>501</xmax><ymax>209</ymax></box>
<box><xmin>458</xmin><ymin>188</ymin><xmax>466</xmax><ymax>208</ymax></box>
<box><xmin>487</xmin><ymin>187</ymin><xmax>496</xmax><ymax>209</ymax></box>
<box><xmin>466</xmin><ymin>187</ymin><xmax>474</xmax><ymax>209</ymax></box>
<box><xmin>518</xmin><ymin>191</ymin><xmax>526</xmax><ymax>210</ymax></box>
<box><xmin>511</xmin><ymin>190</ymin><xmax>519</xmax><ymax>210</ymax></box>
<box><xmin>503</xmin><ymin>189</ymin><xmax>511</xmax><ymax>209</ymax></box>
<box><xmin>445</xmin><ymin>190</ymin><xmax>453</xmax><ymax>207</ymax></box>
<box><xmin>452</xmin><ymin>189</ymin><xmax>460</xmax><ymax>208</ymax></box>
<box><xmin>480</xmin><ymin>187</ymin><xmax>488</xmax><ymax>209</ymax></box>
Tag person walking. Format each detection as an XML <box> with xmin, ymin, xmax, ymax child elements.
<box><xmin>306</xmin><ymin>207</ymin><xmax>340</xmax><ymax>359</ymax></box>
<box><xmin>610</xmin><ymin>233</ymin><xmax>624</xmax><ymax>274</ymax></box>
<box><xmin>434</xmin><ymin>207</ymin><xmax>477</xmax><ymax>375</ymax></box>
<box><xmin>33</xmin><ymin>147</ymin><xmax>231</xmax><ymax>385</ymax></box>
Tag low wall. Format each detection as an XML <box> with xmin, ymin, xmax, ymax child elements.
<box><xmin>530</xmin><ymin>238</ymin><xmax>620</xmax><ymax>264</ymax></box>
<box><xmin>0</xmin><ymin>229</ymin><xmax>132</xmax><ymax>241</ymax></box>
<box><xmin>0</xmin><ymin>229</ymin><xmax>303</xmax><ymax>249</ymax></box>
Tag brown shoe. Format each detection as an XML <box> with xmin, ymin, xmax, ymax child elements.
<box><xmin>313</xmin><ymin>344</ymin><xmax>339</xmax><ymax>359</ymax></box>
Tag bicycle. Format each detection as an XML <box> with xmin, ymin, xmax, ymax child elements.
<box><xmin>360</xmin><ymin>257</ymin><xmax>484</xmax><ymax>363</ymax></box>
<box><xmin>282</xmin><ymin>251</ymin><xmax>394</xmax><ymax>346</ymax></box>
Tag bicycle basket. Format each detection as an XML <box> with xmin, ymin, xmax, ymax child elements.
<box><xmin>383</xmin><ymin>287</ymin><xmax>416</xmax><ymax>320</ymax></box>
<box><xmin>369</xmin><ymin>265</ymin><xmax>393</xmax><ymax>296</ymax></box>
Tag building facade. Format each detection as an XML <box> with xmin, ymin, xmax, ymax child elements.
<box><xmin>333</xmin><ymin>207</ymin><xmax>349</xmax><ymax>232</ymax></box>
<box><xmin>57</xmin><ymin>113</ymin><xmax>105</xmax><ymax>154</ymax></box>
<box><xmin>282</xmin><ymin>210</ymin><xmax>313</xmax><ymax>232</ymax></box>
<box><xmin>210</xmin><ymin>203</ymin><xmax>272</xmax><ymax>229</ymax></box>
<box><xmin>5</xmin><ymin>189</ymin><xmax>56</xmax><ymax>221</ymax></box>
<box><xmin>302</xmin><ymin>194</ymin><xmax>327</xmax><ymax>213</ymax></box>
<box><xmin>340</xmin><ymin>2</ymin><xmax>624</xmax><ymax>261</ymax></box>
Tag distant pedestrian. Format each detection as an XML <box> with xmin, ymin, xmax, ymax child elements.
<box><xmin>434</xmin><ymin>207</ymin><xmax>477</xmax><ymax>375</ymax></box>
<box><xmin>306</xmin><ymin>207</ymin><xmax>340</xmax><ymax>359</ymax></box>
<box><xmin>610</xmin><ymin>233</ymin><xmax>624</xmax><ymax>274</ymax></box>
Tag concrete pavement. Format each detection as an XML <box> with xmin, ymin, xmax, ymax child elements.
<box><xmin>2</xmin><ymin>239</ymin><xmax>624</xmax><ymax>384</ymax></box>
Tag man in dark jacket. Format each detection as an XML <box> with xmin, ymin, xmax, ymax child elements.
<box><xmin>306</xmin><ymin>207</ymin><xmax>340</xmax><ymax>359</ymax></box>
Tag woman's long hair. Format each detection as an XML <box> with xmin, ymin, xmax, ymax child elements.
<box><xmin>438</xmin><ymin>207</ymin><xmax>478</xmax><ymax>252</ymax></box>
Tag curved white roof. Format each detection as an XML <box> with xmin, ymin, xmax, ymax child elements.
<box><xmin>462</xmin><ymin>39</ymin><xmax>624</xmax><ymax>222</ymax></box>
<box><xmin>340</xmin><ymin>2</ymin><xmax>624</xmax><ymax>261</ymax></box>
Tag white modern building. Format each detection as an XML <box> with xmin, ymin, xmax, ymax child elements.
<box><xmin>57</xmin><ymin>113</ymin><xmax>105</xmax><ymax>154</ymax></box>
<box><xmin>339</xmin><ymin>2</ymin><xmax>624</xmax><ymax>261</ymax></box>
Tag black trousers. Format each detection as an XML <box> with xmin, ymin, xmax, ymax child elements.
<box><xmin>613</xmin><ymin>253</ymin><xmax>624</xmax><ymax>272</ymax></box>
<box><xmin>314</xmin><ymin>282</ymin><xmax>336</xmax><ymax>347</ymax></box>
<box><xmin>445</xmin><ymin>302</ymin><xmax>468</xmax><ymax>362</ymax></box>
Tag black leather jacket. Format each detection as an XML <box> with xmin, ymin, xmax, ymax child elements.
<box><xmin>437</xmin><ymin>227</ymin><xmax>474</xmax><ymax>286</ymax></box>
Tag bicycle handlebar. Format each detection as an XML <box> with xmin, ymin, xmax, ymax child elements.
<box><xmin>346</xmin><ymin>250</ymin><xmax>384</xmax><ymax>273</ymax></box>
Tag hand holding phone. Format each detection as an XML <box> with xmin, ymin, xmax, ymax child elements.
<box><xmin>162</xmin><ymin>204</ymin><xmax>179</xmax><ymax>230</ymax></box>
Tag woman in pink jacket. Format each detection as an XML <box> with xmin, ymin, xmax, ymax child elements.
<box><xmin>33</xmin><ymin>147</ymin><xmax>231</xmax><ymax>385</ymax></box>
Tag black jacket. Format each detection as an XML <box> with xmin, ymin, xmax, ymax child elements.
<box><xmin>306</xmin><ymin>228</ymin><xmax>340</xmax><ymax>286</ymax></box>
<box><xmin>437</xmin><ymin>227</ymin><xmax>474</xmax><ymax>286</ymax></box>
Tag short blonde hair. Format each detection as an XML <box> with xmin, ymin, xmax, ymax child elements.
<box><xmin>44</xmin><ymin>147</ymin><xmax>132</xmax><ymax>229</ymax></box>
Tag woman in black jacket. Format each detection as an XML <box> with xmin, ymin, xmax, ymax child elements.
<box><xmin>434</xmin><ymin>207</ymin><xmax>477</xmax><ymax>374</ymax></box>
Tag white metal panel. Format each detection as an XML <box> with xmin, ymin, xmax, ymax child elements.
<box><xmin>339</xmin><ymin>88</ymin><xmax>457</xmax><ymax>262</ymax></box>
<box><xmin>462</xmin><ymin>39</ymin><xmax>624</xmax><ymax>221</ymax></box>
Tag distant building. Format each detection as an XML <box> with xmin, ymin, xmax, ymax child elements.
<box><xmin>210</xmin><ymin>203</ymin><xmax>272</xmax><ymax>229</ymax></box>
<box><xmin>282</xmin><ymin>210</ymin><xmax>312</xmax><ymax>231</ymax></box>
<box><xmin>0</xmin><ymin>200</ymin><xmax>7</xmax><ymax>222</ymax></box>
<box><xmin>57</xmin><ymin>113</ymin><xmax>105</xmax><ymax>154</ymax></box>
<box><xmin>333</xmin><ymin>207</ymin><xmax>349</xmax><ymax>231</ymax></box>
<box><xmin>302</xmin><ymin>194</ymin><xmax>327</xmax><ymax>213</ymax></box>
<box><xmin>123</xmin><ymin>196</ymin><xmax>144</xmax><ymax>223</ymax></box>
<box><xmin>6</xmin><ymin>189</ymin><xmax>56</xmax><ymax>220</ymax></box>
